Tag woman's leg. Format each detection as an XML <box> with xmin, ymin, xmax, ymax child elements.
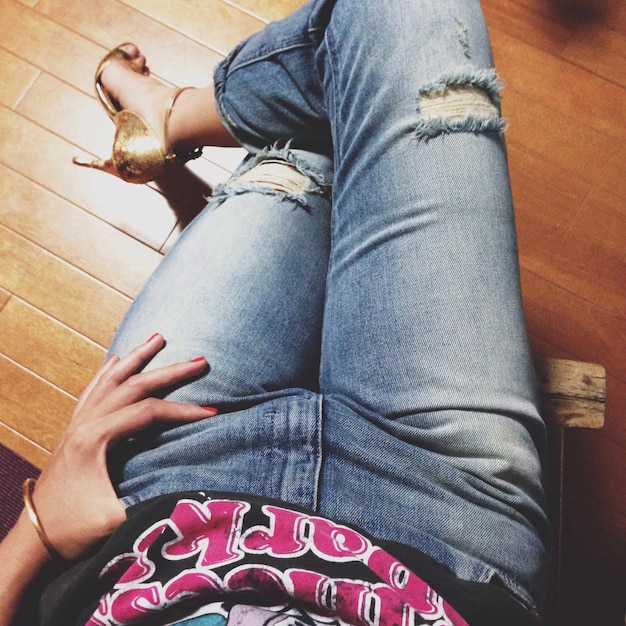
<box><xmin>308</xmin><ymin>0</ymin><xmax>550</xmax><ymax>613</ymax></box>
<box><xmin>211</xmin><ymin>0</ymin><xmax>549</xmax><ymax>613</ymax></box>
<box><xmin>98</xmin><ymin>15</ymin><xmax>336</xmax><ymax>516</ymax></box>
<box><xmin>97</xmin><ymin>44</ymin><xmax>238</xmax><ymax>151</ymax></box>
<box><xmin>107</xmin><ymin>147</ymin><xmax>333</xmax><ymax>509</ymax></box>
<box><xmin>108</xmin><ymin>154</ymin><xmax>331</xmax><ymax>404</ymax></box>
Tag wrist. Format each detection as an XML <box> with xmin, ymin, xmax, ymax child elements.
<box><xmin>7</xmin><ymin>510</ymin><xmax>54</xmax><ymax>571</ymax></box>
<box><xmin>22</xmin><ymin>478</ymin><xmax>62</xmax><ymax>561</ymax></box>
<box><xmin>0</xmin><ymin>512</ymin><xmax>53</xmax><ymax>626</ymax></box>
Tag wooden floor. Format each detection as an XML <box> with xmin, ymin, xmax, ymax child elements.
<box><xmin>1</xmin><ymin>0</ymin><xmax>624</xmax><ymax>623</ymax></box>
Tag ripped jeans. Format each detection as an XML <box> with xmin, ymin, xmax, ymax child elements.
<box><xmin>108</xmin><ymin>0</ymin><xmax>550</xmax><ymax>616</ymax></box>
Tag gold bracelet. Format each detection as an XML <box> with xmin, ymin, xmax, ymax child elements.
<box><xmin>22</xmin><ymin>478</ymin><xmax>61</xmax><ymax>560</ymax></box>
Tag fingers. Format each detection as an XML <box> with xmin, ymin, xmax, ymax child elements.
<box><xmin>75</xmin><ymin>333</ymin><xmax>165</xmax><ymax>415</ymax></box>
<box><xmin>123</xmin><ymin>355</ymin><xmax>208</xmax><ymax>399</ymax></box>
<box><xmin>73</xmin><ymin>353</ymin><xmax>120</xmax><ymax>417</ymax></box>
<box><xmin>105</xmin><ymin>332</ymin><xmax>166</xmax><ymax>384</ymax></box>
<box><xmin>102</xmin><ymin>398</ymin><xmax>218</xmax><ymax>447</ymax></box>
<box><xmin>102</xmin><ymin>333</ymin><xmax>207</xmax><ymax>395</ymax></box>
<box><xmin>76</xmin><ymin>334</ymin><xmax>211</xmax><ymax>419</ymax></box>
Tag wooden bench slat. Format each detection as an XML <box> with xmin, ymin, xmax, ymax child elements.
<box><xmin>535</xmin><ymin>357</ymin><xmax>606</xmax><ymax>428</ymax></box>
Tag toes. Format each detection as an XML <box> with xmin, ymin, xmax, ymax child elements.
<box><xmin>112</xmin><ymin>44</ymin><xmax>149</xmax><ymax>76</ymax></box>
<box><xmin>117</xmin><ymin>43</ymin><xmax>148</xmax><ymax>73</ymax></box>
<box><xmin>118</xmin><ymin>43</ymin><xmax>141</xmax><ymax>59</ymax></box>
<box><xmin>132</xmin><ymin>52</ymin><xmax>149</xmax><ymax>76</ymax></box>
<box><xmin>138</xmin><ymin>56</ymin><xmax>150</xmax><ymax>76</ymax></box>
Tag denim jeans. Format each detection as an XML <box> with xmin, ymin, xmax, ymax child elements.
<box><xmin>108</xmin><ymin>0</ymin><xmax>550</xmax><ymax>616</ymax></box>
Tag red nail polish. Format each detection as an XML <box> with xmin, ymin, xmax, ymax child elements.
<box><xmin>201</xmin><ymin>406</ymin><xmax>218</xmax><ymax>414</ymax></box>
<box><xmin>190</xmin><ymin>356</ymin><xmax>206</xmax><ymax>363</ymax></box>
<box><xmin>146</xmin><ymin>332</ymin><xmax>161</xmax><ymax>343</ymax></box>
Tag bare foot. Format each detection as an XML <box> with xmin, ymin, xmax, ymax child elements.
<box><xmin>99</xmin><ymin>44</ymin><xmax>178</xmax><ymax>148</ymax></box>
<box><xmin>98</xmin><ymin>43</ymin><xmax>239</xmax><ymax>152</ymax></box>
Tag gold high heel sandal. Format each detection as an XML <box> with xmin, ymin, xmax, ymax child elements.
<box><xmin>73</xmin><ymin>45</ymin><xmax>201</xmax><ymax>184</ymax></box>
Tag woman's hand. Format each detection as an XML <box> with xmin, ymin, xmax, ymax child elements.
<box><xmin>28</xmin><ymin>332</ymin><xmax>217</xmax><ymax>561</ymax></box>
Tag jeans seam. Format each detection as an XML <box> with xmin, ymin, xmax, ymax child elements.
<box><xmin>312</xmin><ymin>393</ymin><xmax>324</xmax><ymax>513</ymax></box>
<box><xmin>226</xmin><ymin>41</ymin><xmax>314</xmax><ymax>73</ymax></box>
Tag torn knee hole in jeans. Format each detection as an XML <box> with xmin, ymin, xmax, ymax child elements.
<box><xmin>214</xmin><ymin>147</ymin><xmax>331</xmax><ymax>208</ymax></box>
<box><xmin>234</xmin><ymin>159</ymin><xmax>313</xmax><ymax>195</ymax></box>
<box><xmin>415</xmin><ymin>69</ymin><xmax>507</xmax><ymax>140</ymax></box>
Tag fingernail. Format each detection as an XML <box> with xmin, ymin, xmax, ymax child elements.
<box><xmin>201</xmin><ymin>406</ymin><xmax>218</xmax><ymax>415</ymax></box>
<box><xmin>146</xmin><ymin>332</ymin><xmax>161</xmax><ymax>343</ymax></box>
<box><xmin>189</xmin><ymin>356</ymin><xmax>206</xmax><ymax>363</ymax></box>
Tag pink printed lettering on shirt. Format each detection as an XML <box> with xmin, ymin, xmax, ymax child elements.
<box><xmin>163</xmin><ymin>498</ymin><xmax>249</xmax><ymax>568</ymax></box>
<box><xmin>135</xmin><ymin>519</ymin><xmax>169</xmax><ymax>553</ymax></box>
<box><xmin>164</xmin><ymin>570</ymin><xmax>221</xmax><ymax>600</ymax></box>
<box><xmin>287</xmin><ymin>569</ymin><xmax>408</xmax><ymax>626</ymax></box>
<box><xmin>367</xmin><ymin>548</ymin><xmax>469</xmax><ymax>625</ymax></box>
<box><xmin>114</xmin><ymin>520</ymin><xmax>170</xmax><ymax>586</ymax></box>
<box><xmin>89</xmin><ymin>573</ymin><xmax>222</xmax><ymax>624</ymax></box>
<box><xmin>241</xmin><ymin>505</ymin><xmax>309</xmax><ymax>557</ymax></box>
<box><xmin>241</xmin><ymin>504</ymin><xmax>370</xmax><ymax>562</ymax></box>
<box><xmin>87</xmin><ymin>497</ymin><xmax>468</xmax><ymax>626</ymax></box>
<box><xmin>108</xmin><ymin>583</ymin><xmax>163</xmax><ymax>624</ymax></box>
<box><xmin>285</xmin><ymin>568</ymin><xmax>333</xmax><ymax>610</ymax></box>
<box><xmin>225</xmin><ymin>563</ymin><xmax>288</xmax><ymax>597</ymax></box>
<box><xmin>308</xmin><ymin>516</ymin><xmax>370</xmax><ymax>561</ymax></box>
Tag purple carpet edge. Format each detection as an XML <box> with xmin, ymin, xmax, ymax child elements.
<box><xmin>0</xmin><ymin>442</ymin><xmax>41</xmax><ymax>542</ymax></box>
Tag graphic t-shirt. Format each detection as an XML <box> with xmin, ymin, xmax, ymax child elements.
<box><xmin>33</xmin><ymin>492</ymin><xmax>537</xmax><ymax>626</ymax></box>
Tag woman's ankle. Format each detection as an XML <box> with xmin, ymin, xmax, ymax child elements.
<box><xmin>168</xmin><ymin>85</ymin><xmax>239</xmax><ymax>150</ymax></box>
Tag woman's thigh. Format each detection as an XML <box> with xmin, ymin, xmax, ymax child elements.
<box><xmin>107</xmin><ymin>148</ymin><xmax>333</xmax><ymax>409</ymax></box>
<box><xmin>308</xmin><ymin>0</ymin><xmax>550</xmax><ymax>613</ymax></box>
